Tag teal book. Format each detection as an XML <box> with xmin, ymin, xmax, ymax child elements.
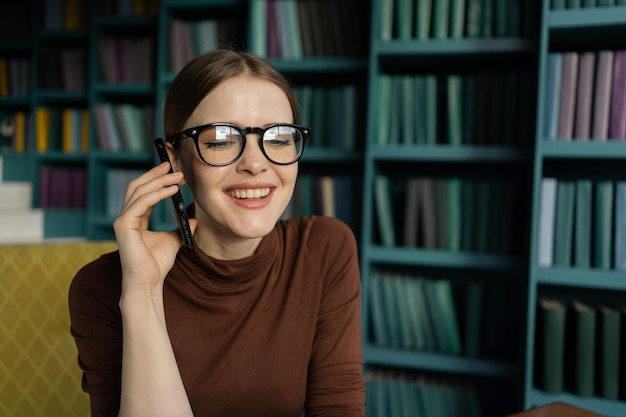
<box><xmin>392</xmin><ymin>275</ymin><xmax>414</xmax><ymax>349</ymax></box>
<box><xmin>395</xmin><ymin>0</ymin><xmax>414</xmax><ymax>39</ymax></box>
<box><xmin>413</xmin><ymin>76</ymin><xmax>428</xmax><ymax>144</ymax></box>
<box><xmin>402</xmin><ymin>275</ymin><xmax>426</xmax><ymax>350</ymax></box>
<box><xmin>424</xmin><ymin>75</ymin><xmax>438</xmax><ymax>144</ymax></box>
<box><xmin>415</xmin><ymin>0</ymin><xmax>433</xmax><ymax>39</ymax></box>
<box><xmin>379</xmin><ymin>0</ymin><xmax>395</xmax><ymax>40</ymax></box>
<box><xmin>552</xmin><ymin>0</ymin><xmax>567</xmax><ymax>8</ymax></box>
<box><xmin>613</xmin><ymin>181</ymin><xmax>626</xmax><ymax>270</ymax></box>
<box><xmin>432</xmin><ymin>0</ymin><xmax>450</xmax><ymax>38</ymax></box>
<box><xmin>381</xmin><ymin>273</ymin><xmax>402</xmax><ymax>348</ymax></box>
<box><xmin>435</xmin><ymin>179</ymin><xmax>449</xmax><ymax>249</ymax></box>
<box><xmin>376</xmin><ymin>74</ymin><xmax>392</xmax><ymax>145</ymax></box>
<box><xmin>447</xmin><ymin>178</ymin><xmax>462</xmax><ymax>251</ymax></box>
<box><xmin>447</xmin><ymin>75</ymin><xmax>463</xmax><ymax>145</ymax></box>
<box><xmin>388</xmin><ymin>75</ymin><xmax>403</xmax><ymax>145</ymax></box>
<box><xmin>574</xmin><ymin>179</ymin><xmax>592</xmax><ymax>268</ymax></box>
<box><xmin>465</xmin><ymin>0</ymin><xmax>482</xmax><ymax>37</ymax></box>
<box><xmin>449</xmin><ymin>0</ymin><xmax>466</xmax><ymax>38</ymax></box>
<box><xmin>570</xmin><ymin>300</ymin><xmax>596</xmax><ymax>397</ymax></box>
<box><xmin>480</xmin><ymin>0</ymin><xmax>493</xmax><ymax>37</ymax></box>
<box><xmin>409</xmin><ymin>277</ymin><xmax>436</xmax><ymax>351</ymax></box>
<box><xmin>537</xmin><ymin>298</ymin><xmax>566</xmax><ymax>393</ymax></box>
<box><xmin>460</xmin><ymin>179</ymin><xmax>476</xmax><ymax>251</ymax></box>
<box><xmin>553</xmin><ymin>180</ymin><xmax>575</xmax><ymax>266</ymax></box>
<box><xmin>597</xmin><ymin>304</ymin><xmax>620</xmax><ymax>399</ymax></box>
<box><xmin>433</xmin><ymin>279</ymin><xmax>462</xmax><ymax>354</ymax></box>
<box><xmin>403</xmin><ymin>177</ymin><xmax>421</xmax><ymax>247</ymax></box>
<box><xmin>593</xmin><ymin>180</ymin><xmax>614</xmax><ymax>269</ymax></box>
<box><xmin>374</xmin><ymin>175</ymin><xmax>396</xmax><ymax>247</ymax></box>
<box><xmin>401</xmin><ymin>76</ymin><xmax>415</xmax><ymax>144</ymax></box>
<box><xmin>544</xmin><ymin>53</ymin><xmax>563</xmax><ymax>140</ymax></box>
<box><xmin>592</xmin><ymin>51</ymin><xmax>614</xmax><ymax>140</ymax></box>
<box><xmin>368</xmin><ymin>272</ymin><xmax>389</xmax><ymax>346</ymax></box>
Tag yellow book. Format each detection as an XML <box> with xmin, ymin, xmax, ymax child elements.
<box><xmin>36</xmin><ymin>108</ymin><xmax>51</xmax><ymax>152</ymax></box>
<box><xmin>0</xmin><ymin>59</ymin><xmax>8</xmax><ymax>96</ymax></box>
<box><xmin>14</xmin><ymin>112</ymin><xmax>25</xmax><ymax>152</ymax></box>
<box><xmin>81</xmin><ymin>109</ymin><xmax>89</xmax><ymax>152</ymax></box>
<box><xmin>62</xmin><ymin>108</ymin><xmax>73</xmax><ymax>152</ymax></box>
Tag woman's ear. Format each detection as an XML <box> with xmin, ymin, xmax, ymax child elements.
<box><xmin>165</xmin><ymin>142</ymin><xmax>187</xmax><ymax>184</ymax></box>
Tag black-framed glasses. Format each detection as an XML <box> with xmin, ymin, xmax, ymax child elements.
<box><xmin>168</xmin><ymin>123</ymin><xmax>311</xmax><ymax>166</ymax></box>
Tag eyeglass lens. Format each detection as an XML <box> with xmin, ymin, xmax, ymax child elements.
<box><xmin>197</xmin><ymin>125</ymin><xmax>304</xmax><ymax>165</ymax></box>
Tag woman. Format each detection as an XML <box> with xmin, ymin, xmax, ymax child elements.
<box><xmin>68</xmin><ymin>49</ymin><xmax>365</xmax><ymax>417</ymax></box>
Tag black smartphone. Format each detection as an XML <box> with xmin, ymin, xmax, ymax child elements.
<box><xmin>154</xmin><ymin>138</ymin><xmax>195</xmax><ymax>250</ymax></box>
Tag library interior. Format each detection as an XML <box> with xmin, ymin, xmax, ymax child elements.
<box><xmin>1</xmin><ymin>0</ymin><xmax>626</xmax><ymax>416</ymax></box>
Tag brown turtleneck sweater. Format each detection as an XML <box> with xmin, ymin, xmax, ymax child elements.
<box><xmin>69</xmin><ymin>216</ymin><xmax>365</xmax><ymax>417</ymax></box>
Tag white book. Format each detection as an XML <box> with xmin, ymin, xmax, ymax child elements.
<box><xmin>538</xmin><ymin>178</ymin><xmax>558</xmax><ymax>266</ymax></box>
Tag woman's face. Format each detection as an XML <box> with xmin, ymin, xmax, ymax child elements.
<box><xmin>171</xmin><ymin>74</ymin><xmax>298</xmax><ymax>258</ymax></box>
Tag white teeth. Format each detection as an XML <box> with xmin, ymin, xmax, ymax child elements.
<box><xmin>228</xmin><ymin>188</ymin><xmax>271</xmax><ymax>199</ymax></box>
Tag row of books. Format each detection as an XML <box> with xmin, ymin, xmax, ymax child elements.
<box><xmin>379</xmin><ymin>0</ymin><xmax>533</xmax><ymax>40</ymax></box>
<box><xmin>97</xmin><ymin>0</ymin><xmax>159</xmax><ymax>16</ymax></box>
<box><xmin>39</xmin><ymin>165</ymin><xmax>86</xmax><ymax>210</ymax></box>
<box><xmin>370</xmin><ymin>272</ymin><xmax>473</xmax><ymax>355</ymax></box>
<box><xmin>551</xmin><ymin>0</ymin><xmax>626</xmax><ymax>9</ymax></box>
<box><xmin>543</xmin><ymin>50</ymin><xmax>626</xmax><ymax>141</ymax></box>
<box><xmin>536</xmin><ymin>298</ymin><xmax>625</xmax><ymax>400</ymax></box>
<box><xmin>0</xmin><ymin>58</ymin><xmax>29</xmax><ymax>97</ymax></box>
<box><xmin>283</xmin><ymin>174</ymin><xmax>356</xmax><ymax>231</ymax></box>
<box><xmin>167</xmin><ymin>19</ymin><xmax>243</xmax><ymax>73</ymax></box>
<box><xmin>105</xmin><ymin>168</ymin><xmax>145</xmax><ymax>217</ymax></box>
<box><xmin>249</xmin><ymin>0</ymin><xmax>368</xmax><ymax>58</ymax></box>
<box><xmin>375</xmin><ymin>176</ymin><xmax>520</xmax><ymax>255</ymax></box>
<box><xmin>93</xmin><ymin>103</ymin><xmax>155</xmax><ymax>152</ymax></box>
<box><xmin>375</xmin><ymin>71</ymin><xmax>533</xmax><ymax>147</ymax></box>
<box><xmin>98</xmin><ymin>37</ymin><xmax>155</xmax><ymax>84</ymax></box>
<box><xmin>538</xmin><ymin>178</ymin><xmax>626</xmax><ymax>270</ymax></box>
<box><xmin>365</xmin><ymin>369</ymin><xmax>482</xmax><ymax>417</ymax></box>
<box><xmin>35</xmin><ymin>107</ymin><xmax>89</xmax><ymax>153</ymax></box>
<box><xmin>39</xmin><ymin>46</ymin><xmax>85</xmax><ymax>91</ymax></box>
<box><xmin>294</xmin><ymin>85</ymin><xmax>361</xmax><ymax>150</ymax></box>
<box><xmin>43</xmin><ymin>0</ymin><xmax>89</xmax><ymax>31</ymax></box>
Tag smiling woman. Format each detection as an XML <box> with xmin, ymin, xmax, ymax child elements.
<box><xmin>68</xmin><ymin>49</ymin><xmax>365</xmax><ymax>417</ymax></box>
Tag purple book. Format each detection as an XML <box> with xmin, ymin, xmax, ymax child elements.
<box><xmin>608</xmin><ymin>50</ymin><xmax>626</xmax><ymax>140</ymax></box>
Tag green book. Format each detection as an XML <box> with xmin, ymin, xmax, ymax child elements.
<box><xmin>424</xmin><ymin>75</ymin><xmax>438</xmax><ymax>144</ymax></box>
<box><xmin>374</xmin><ymin>175</ymin><xmax>396</xmax><ymax>246</ymax></box>
<box><xmin>537</xmin><ymin>298</ymin><xmax>566</xmax><ymax>393</ymax></box>
<box><xmin>401</xmin><ymin>75</ymin><xmax>415</xmax><ymax>144</ymax></box>
<box><xmin>376</xmin><ymin>74</ymin><xmax>392</xmax><ymax>145</ymax></box>
<box><xmin>449</xmin><ymin>0</ymin><xmax>466</xmax><ymax>38</ymax></box>
<box><xmin>432</xmin><ymin>0</ymin><xmax>450</xmax><ymax>38</ymax></box>
<box><xmin>409</xmin><ymin>277</ymin><xmax>437</xmax><ymax>351</ymax></box>
<box><xmin>368</xmin><ymin>271</ymin><xmax>389</xmax><ymax>346</ymax></box>
<box><xmin>415</xmin><ymin>0</ymin><xmax>433</xmax><ymax>39</ymax></box>
<box><xmin>465</xmin><ymin>0</ymin><xmax>482</xmax><ymax>37</ymax></box>
<box><xmin>553</xmin><ymin>180</ymin><xmax>575</xmax><ymax>266</ymax></box>
<box><xmin>570</xmin><ymin>300</ymin><xmax>596</xmax><ymax>397</ymax></box>
<box><xmin>552</xmin><ymin>0</ymin><xmax>567</xmax><ymax>9</ymax></box>
<box><xmin>392</xmin><ymin>275</ymin><xmax>414</xmax><ymax>349</ymax></box>
<box><xmin>402</xmin><ymin>275</ymin><xmax>426</xmax><ymax>350</ymax></box>
<box><xmin>433</xmin><ymin>279</ymin><xmax>462</xmax><ymax>354</ymax></box>
<box><xmin>574</xmin><ymin>179</ymin><xmax>592</xmax><ymax>267</ymax></box>
<box><xmin>395</xmin><ymin>0</ymin><xmax>414</xmax><ymax>39</ymax></box>
<box><xmin>447</xmin><ymin>178</ymin><xmax>462</xmax><ymax>251</ymax></box>
<box><xmin>597</xmin><ymin>304</ymin><xmax>620</xmax><ymax>399</ymax></box>
<box><xmin>379</xmin><ymin>0</ymin><xmax>395</xmax><ymax>40</ymax></box>
<box><xmin>414</xmin><ymin>76</ymin><xmax>428</xmax><ymax>144</ymax></box>
<box><xmin>593</xmin><ymin>180</ymin><xmax>614</xmax><ymax>269</ymax></box>
<box><xmin>446</xmin><ymin>75</ymin><xmax>463</xmax><ymax>145</ymax></box>
<box><xmin>381</xmin><ymin>273</ymin><xmax>403</xmax><ymax>348</ymax></box>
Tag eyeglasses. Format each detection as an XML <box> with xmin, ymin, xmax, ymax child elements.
<box><xmin>168</xmin><ymin>123</ymin><xmax>311</xmax><ymax>166</ymax></box>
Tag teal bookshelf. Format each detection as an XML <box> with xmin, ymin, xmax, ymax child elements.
<box><xmin>525</xmin><ymin>2</ymin><xmax>626</xmax><ymax>416</ymax></box>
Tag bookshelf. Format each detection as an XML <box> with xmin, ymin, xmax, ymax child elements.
<box><xmin>525</xmin><ymin>2</ymin><xmax>626</xmax><ymax>417</ymax></box>
<box><xmin>360</xmin><ymin>0</ymin><xmax>539</xmax><ymax>415</ymax></box>
<box><xmin>0</xmin><ymin>0</ymin><xmax>367</xmax><ymax>241</ymax></box>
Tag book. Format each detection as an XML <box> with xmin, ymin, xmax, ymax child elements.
<box><xmin>537</xmin><ymin>298</ymin><xmax>566</xmax><ymax>393</ymax></box>
<box><xmin>374</xmin><ymin>175</ymin><xmax>395</xmax><ymax>247</ymax></box>
<box><xmin>557</xmin><ymin>52</ymin><xmax>579</xmax><ymax>140</ymax></box>
<box><xmin>543</xmin><ymin>53</ymin><xmax>563</xmax><ymax>140</ymax></box>
<box><xmin>574</xmin><ymin>179</ymin><xmax>592</xmax><ymax>268</ymax></box>
<box><xmin>432</xmin><ymin>279</ymin><xmax>462</xmax><ymax>354</ymax></box>
<box><xmin>379</xmin><ymin>0</ymin><xmax>394</xmax><ymax>40</ymax></box>
<box><xmin>403</xmin><ymin>178</ymin><xmax>421</xmax><ymax>247</ymax></box>
<box><xmin>447</xmin><ymin>75</ymin><xmax>463</xmax><ymax>145</ymax></box>
<box><xmin>592</xmin><ymin>50</ymin><xmax>614</xmax><ymax>140</ymax></box>
<box><xmin>614</xmin><ymin>181</ymin><xmax>626</xmax><ymax>270</ymax></box>
<box><xmin>574</xmin><ymin>51</ymin><xmax>596</xmax><ymax>140</ymax></box>
<box><xmin>553</xmin><ymin>180</ymin><xmax>575</xmax><ymax>266</ymax></box>
<box><xmin>395</xmin><ymin>0</ymin><xmax>414</xmax><ymax>39</ymax></box>
<box><xmin>597</xmin><ymin>304</ymin><xmax>620</xmax><ymax>400</ymax></box>
<box><xmin>368</xmin><ymin>271</ymin><xmax>389</xmax><ymax>347</ymax></box>
<box><xmin>416</xmin><ymin>0</ymin><xmax>433</xmax><ymax>39</ymax></box>
<box><xmin>449</xmin><ymin>0</ymin><xmax>467</xmax><ymax>38</ymax></box>
<box><xmin>570</xmin><ymin>300</ymin><xmax>596</xmax><ymax>397</ymax></box>
<box><xmin>609</xmin><ymin>50</ymin><xmax>626</xmax><ymax>139</ymax></box>
<box><xmin>538</xmin><ymin>178</ymin><xmax>557</xmax><ymax>266</ymax></box>
<box><xmin>249</xmin><ymin>0</ymin><xmax>267</xmax><ymax>56</ymax></box>
<box><xmin>594</xmin><ymin>180</ymin><xmax>614</xmax><ymax>269</ymax></box>
<box><xmin>432</xmin><ymin>0</ymin><xmax>450</xmax><ymax>38</ymax></box>
<box><xmin>463</xmin><ymin>281</ymin><xmax>483</xmax><ymax>357</ymax></box>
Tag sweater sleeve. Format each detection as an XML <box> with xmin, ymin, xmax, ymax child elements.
<box><xmin>68</xmin><ymin>252</ymin><xmax>124</xmax><ymax>417</ymax></box>
<box><xmin>305</xmin><ymin>217</ymin><xmax>366</xmax><ymax>416</ymax></box>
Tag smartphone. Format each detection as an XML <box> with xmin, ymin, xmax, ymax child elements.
<box><xmin>154</xmin><ymin>138</ymin><xmax>195</xmax><ymax>250</ymax></box>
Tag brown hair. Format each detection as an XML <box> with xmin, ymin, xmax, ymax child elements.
<box><xmin>163</xmin><ymin>49</ymin><xmax>299</xmax><ymax>141</ymax></box>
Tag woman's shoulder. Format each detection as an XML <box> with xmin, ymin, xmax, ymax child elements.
<box><xmin>70</xmin><ymin>250</ymin><xmax>122</xmax><ymax>294</ymax></box>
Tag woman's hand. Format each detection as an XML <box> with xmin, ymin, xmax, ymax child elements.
<box><xmin>113</xmin><ymin>162</ymin><xmax>197</xmax><ymax>294</ymax></box>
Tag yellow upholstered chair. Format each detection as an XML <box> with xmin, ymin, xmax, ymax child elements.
<box><xmin>0</xmin><ymin>241</ymin><xmax>117</xmax><ymax>417</ymax></box>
